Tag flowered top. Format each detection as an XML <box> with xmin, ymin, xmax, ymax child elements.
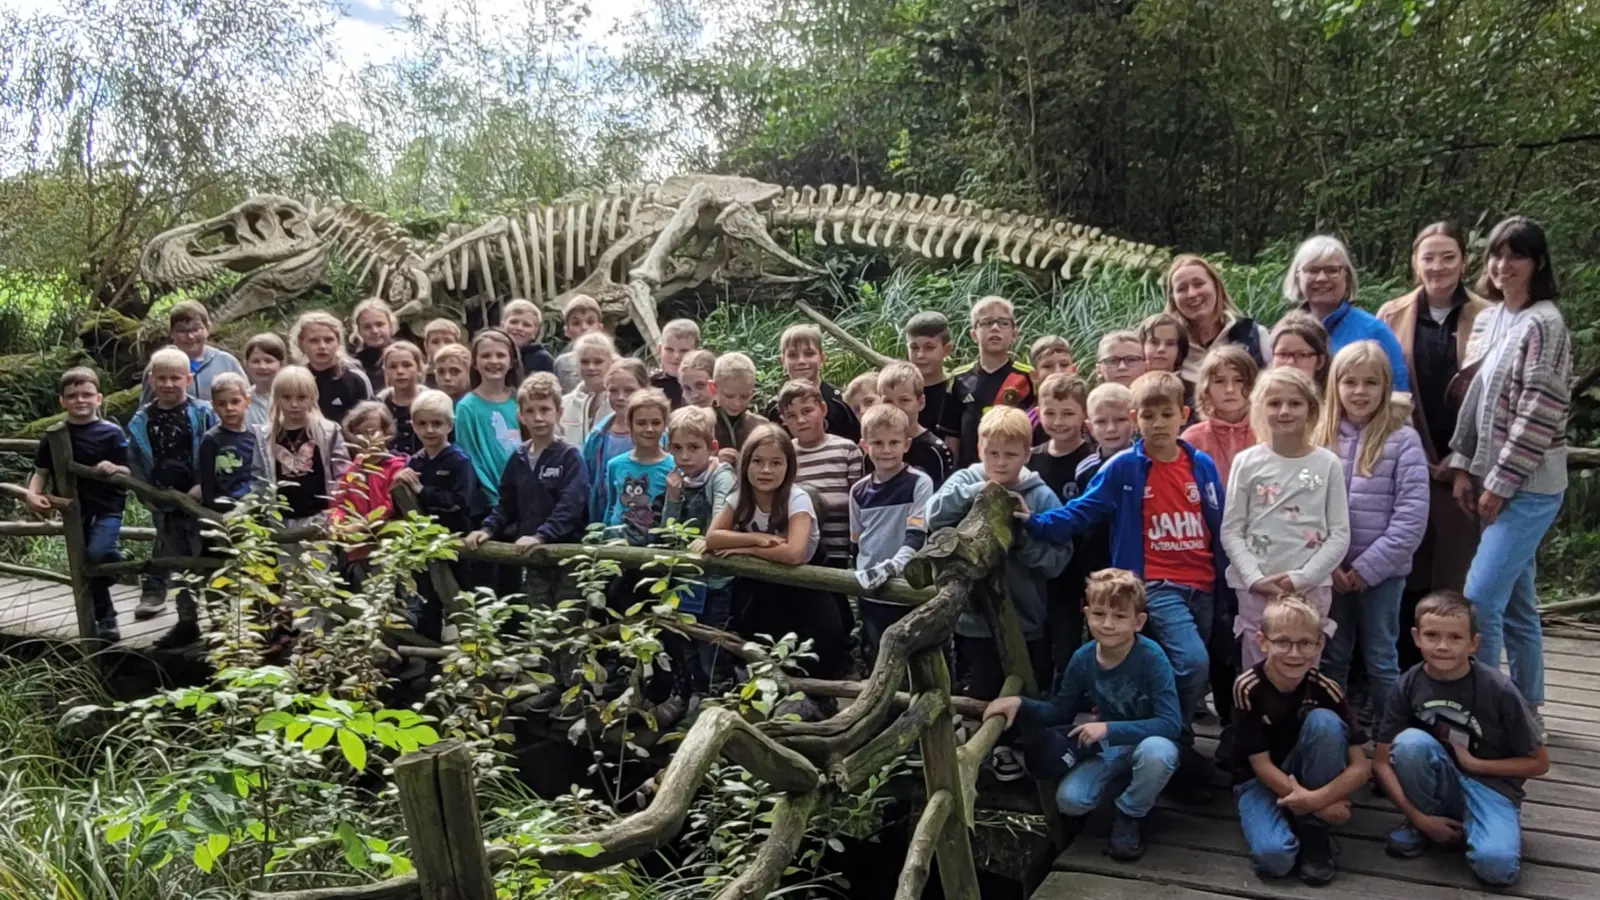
<box><xmin>1220</xmin><ymin>445</ymin><xmax>1351</xmax><ymax>591</ymax></box>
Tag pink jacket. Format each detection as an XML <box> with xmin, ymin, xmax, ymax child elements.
<box><xmin>1181</xmin><ymin>416</ymin><xmax>1255</xmax><ymax>489</ymax></box>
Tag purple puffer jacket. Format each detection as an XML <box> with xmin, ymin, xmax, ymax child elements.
<box><xmin>1335</xmin><ymin>419</ymin><xmax>1430</xmax><ymax>586</ymax></box>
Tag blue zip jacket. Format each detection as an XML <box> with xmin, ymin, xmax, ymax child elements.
<box><xmin>581</xmin><ymin>412</ymin><xmax>668</xmax><ymax>523</ymax></box>
<box><xmin>128</xmin><ymin>398</ymin><xmax>219</xmax><ymax>492</ymax></box>
<box><xmin>480</xmin><ymin>439</ymin><xmax>589</xmax><ymax>543</ymax></box>
<box><xmin>1318</xmin><ymin>300</ymin><xmax>1410</xmax><ymax>392</ymax></box>
<box><xmin>1026</xmin><ymin>439</ymin><xmax>1229</xmax><ymax>592</ymax></box>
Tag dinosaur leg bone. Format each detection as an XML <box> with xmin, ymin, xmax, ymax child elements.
<box><xmin>715</xmin><ymin>202</ymin><xmax>824</xmax><ymax>274</ymax></box>
<box><xmin>629</xmin><ymin>181</ymin><xmax>720</xmax><ymax>285</ymax></box>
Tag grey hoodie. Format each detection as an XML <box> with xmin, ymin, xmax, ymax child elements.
<box><xmin>140</xmin><ymin>345</ymin><xmax>248</xmax><ymax>407</ymax></box>
<box><xmin>924</xmin><ymin>464</ymin><xmax>1072</xmax><ymax>641</ymax></box>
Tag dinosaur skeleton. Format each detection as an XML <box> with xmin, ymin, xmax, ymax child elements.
<box><xmin>141</xmin><ymin>173</ymin><xmax>1170</xmax><ymax>344</ymax></box>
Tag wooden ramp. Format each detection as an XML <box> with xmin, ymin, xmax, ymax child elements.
<box><xmin>1036</xmin><ymin>632</ymin><xmax>1600</xmax><ymax>900</ymax></box>
<box><xmin>0</xmin><ymin>575</ymin><xmax>181</xmax><ymax>650</ymax></box>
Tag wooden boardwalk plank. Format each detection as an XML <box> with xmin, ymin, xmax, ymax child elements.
<box><xmin>1036</xmin><ymin>871</ymin><xmax>1243</xmax><ymax>900</ymax></box>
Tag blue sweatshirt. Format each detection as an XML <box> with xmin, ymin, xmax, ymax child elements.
<box><xmin>199</xmin><ymin>425</ymin><xmax>257</xmax><ymax>511</ymax></box>
<box><xmin>406</xmin><ymin>444</ymin><xmax>488</xmax><ymax>533</ymax></box>
<box><xmin>1017</xmin><ymin>636</ymin><xmax>1182</xmax><ymax>747</ymax></box>
<box><xmin>479</xmin><ymin>439</ymin><xmax>589</xmax><ymax>543</ymax></box>
<box><xmin>1319</xmin><ymin>301</ymin><xmax>1411</xmax><ymax>392</ymax></box>
<box><xmin>1026</xmin><ymin>439</ymin><xmax>1229</xmax><ymax>591</ymax></box>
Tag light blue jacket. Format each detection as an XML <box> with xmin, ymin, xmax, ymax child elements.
<box><xmin>925</xmin><ymin>464</ymin><xmax>1071</xmax><ymax>641</ymax></box>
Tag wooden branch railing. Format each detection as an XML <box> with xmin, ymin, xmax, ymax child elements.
<box><xmin>0</xmin><ymin>430</ymin><xmax>1051</xmax><ymax>900</ymax></box>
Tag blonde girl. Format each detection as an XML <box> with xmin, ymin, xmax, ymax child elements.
<box><xmin>1315</xmin><ymin>342</ymin><xmax>1428</xmax><ymax>714</ymax></box>
<box><xmin>290</xmin><ymin>311</ymin><xmax>372</xmax><ymax>423</ymax></box>
<box><xmin>351</xmin><ymin>298</ymin><xmax>398</xmax><ymax>392</ymax></box>
<box><xmin>1221</xmin><ymin>367</ymin><xmax>1350</xmax><ymax>668</ymax></box>
<box><xmin>250</xmin><ymin>365</ymin><xmax>350</xmax><ymax>526</ymax></box>
<box><xmin>380</xmin><ymin>341</ymin><xmax>426</xmax><ymax>456</ymax></box>
<box><xmin>1269</xmin><ymin>311</ymin><xmax>1331</xmax><ymax>390</ymax></box>
<box><xmin>706</xmin><ymin>424</ymin><xmax>846</xmax><ymax>678</ymax></box>
<box><xmin>584</xmin><ymin>356</ymin><xmax>651</xmax><ymax>520</ymax></box>
<box><xmin>1181</xmin><ymin>344</ymin><xmax>1258</xmax><ymax>487</ymax></box>
<box><xmin>561</xmin><ymin>331</ymin><xmax>616</xmax><ymax>445</ymax></box>
<box><xmin>453</xmin><ymin>327</ymin><xmax>524</xmax><ymax>506</ymax></box>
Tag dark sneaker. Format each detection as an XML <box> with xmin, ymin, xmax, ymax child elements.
<box><xmin>152</xmin><ymin>620</ymin><xmax>200</xmax><ymax>650</ymax></box>
<box><xmin>1107</xmin><ymin>810</ymin><xmax>1146</xmax><ymax>861</ymax></box>
<box><xmin>1385</xmin><ymin>824</ymin><xmax>1425</xmax><ymax>859</ymax></box>
<box><xmin>1297</xmin><ymin>825</ymin><xmax>1336</xmax><ymax>885</ymax></box>
<box><xmin>95</xmin><ymin>616</ymin><xmax>122</xmax><ymax>643</ymax></box>
<box><xmin>1214</xmin><ymin>725</ymin><xmax>1236</xmax><ymax>772</ymax></box>
<box><xmin>989</xmin><ymin>746</ymin><xmax>1027</xmax><ymax>782</ymax></box>
<box><xmin>134</xmin><ymin>589</ymin><xmax>166</xmax><ymax>621</ymax></box>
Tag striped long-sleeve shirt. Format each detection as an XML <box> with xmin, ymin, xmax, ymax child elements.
<box><xmin>795</xmin><ymin>434</ymin><xmax>865</xmax><ymax>566</ymax></box>
<box><xmin>1445</xmin><ymin>300</ymin><xmax>1571</xmax><ymax>498</ymax></box>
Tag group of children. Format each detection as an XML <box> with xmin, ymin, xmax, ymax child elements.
<box><xmin>23</xmin><ymin>283</ymin><xmax>1547</xmax><ymax>889</ymax></box>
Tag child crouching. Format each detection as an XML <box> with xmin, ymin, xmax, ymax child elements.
<box><xmin>985</xmin><ymin>570</ymin><xmax>1180</xmax><ymax>861</ymax></box>
<box><xmin>1232</xmin><ymin>596</ymin><xmax>1369</xmax><ymax>885</ymax></box>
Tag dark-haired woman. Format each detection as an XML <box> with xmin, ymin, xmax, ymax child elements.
<box><xmin>1378</xmin><ymin>224</ymin><xmax>1490</xmax><ymax>667</ymax></box>
<box><xmin>1164</xmin><ymin>255</ymin><xmax>1270</xmax><ymax>386</ymax></box>
<box><xmin>1446</xmin><ymin>216</ymin><xmax>1570</xmax><ymax>709</ymax></box>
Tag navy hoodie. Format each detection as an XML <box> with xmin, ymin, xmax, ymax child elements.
<box><xmin>406</xmin><ymin>444</ymin><xmax>488</xmax><ymax>533</ymax></box>
<box><xmin>479</xmin><ymin>439</ymin><xmax>589</xmax><ymax>543</ymax></box>
<box><xmin>519</xmin><ymin>342</ymin><xmax>556</xmax><ymax>378</ymax></box>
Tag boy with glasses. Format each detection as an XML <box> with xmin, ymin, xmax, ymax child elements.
<box><xmin>941</xmin><ymin>295</ymin><xmax>1035</xmax><ymax>467</ymax></box>
<box><xmin>1094</xmin><ymin>330</ymin><xmax>1147</xmax><ymax>388</ymax></box>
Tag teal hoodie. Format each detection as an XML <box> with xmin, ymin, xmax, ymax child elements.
<box><xmin>924</xmin><ymin>464</ymin><xmax>1071</xmax><ymax>641</ymax></box>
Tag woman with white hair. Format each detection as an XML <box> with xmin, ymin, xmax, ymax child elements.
<box><xmin>1283</xmin><ymin>235</ymin><xmax>1410</xmax><ymax>392</ymax></box>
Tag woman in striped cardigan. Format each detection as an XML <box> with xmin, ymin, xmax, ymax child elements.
<box><xmin>1446</xmin><ymin>216</ymin><xmax>1570</xmax><ymax>709</ymax></box>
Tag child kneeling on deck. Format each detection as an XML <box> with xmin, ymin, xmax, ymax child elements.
<box><xmin>985</xmin><ymin>570</ymin><xmax>1181</xmax><ymax>861</ymax></box>
<box><xmin>1231</xmin><ymin>595</ymin><xmax>1369</xmax><ymax>885</ymax></box>
<box><xmin>1373</xmin><ymin>590</ymin><xmax>1548</xmax><ymax>888</ymax></box>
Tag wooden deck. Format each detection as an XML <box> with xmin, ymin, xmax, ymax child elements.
<box><xmin>1036</xmin><ymin>630</ymin><xmax>1600</xmax><ymax>900</ymax></box>
<box><xmin>0</xmin><ymin>575</ymin><xmax>181</xmax><ymax>650</ymax></box>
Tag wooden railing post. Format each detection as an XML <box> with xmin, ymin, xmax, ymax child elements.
<box><xmin>390</xmin><ymin>483</ymin><xmax>464</xmax><ymax>616</ymax></box>
<box><xmin>908</xmin><ymin>647</ymin><xmax>981</xmax><ymax>900</ymax></box>
<box><xmin>46</xmin><ymin>425</ymin><xmax>96</xmax><ymax>643</ymax></box>
<box><xmin>394</xmin><ymin>740</ymin><xmax>494</xmax><ymax>900</ymax></box>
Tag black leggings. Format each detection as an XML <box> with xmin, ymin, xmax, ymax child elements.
<box><xmin>731</xmin><ymin>576</ymin><xmax>849</xmax><ymax>680</ymax></box>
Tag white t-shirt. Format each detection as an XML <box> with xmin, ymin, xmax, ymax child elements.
<box><xmin>726</xmin><ymin>485</ymin><xmax>821</xmax><ymax>563</ymax></box>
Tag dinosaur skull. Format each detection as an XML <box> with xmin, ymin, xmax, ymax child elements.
<box><xmin>140</xmin><ymin>195</ymin><xmax>322</xmax><ymax>288</ymax></box>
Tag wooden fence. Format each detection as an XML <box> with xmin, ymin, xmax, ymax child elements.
<box><xmin>0</xmin><ymin>427</ymin><xmax>1060</xmax><ymax>900</ymax></box>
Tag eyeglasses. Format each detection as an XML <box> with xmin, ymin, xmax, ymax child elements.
<box><xmin>1266</xmin><ymin>638</ymin><xmax>1321</xmax><ymax>654</ymax></box>
<box><xmin>1098</xmin><ymin>355</ymin><xmax>1145</xmax><ymax>369</ymax></box>
<box><xmin>172</xmin><ymin>323</ymin><xmax>207</xmax><ymax>336</ymax></box>
<box><xmin>975</xmin><ymin>318</ymin><xmax>1014</xmax><ymax>330</ymax></box>
<box><xmin>1273</xmin><ymin>350</ymin><xmax>1321</xmax><ymax>364</ymax></box>
<box><xmin>1301</xmin><ymin>265</ymin><xmax>1345</xmax><ymax>279</ymax></box>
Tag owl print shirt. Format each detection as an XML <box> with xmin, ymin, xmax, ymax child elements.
<box><xmin>1220</xmin><ymin>444</ymin><xmax>1350</xmax><ymax>592</ymax></box>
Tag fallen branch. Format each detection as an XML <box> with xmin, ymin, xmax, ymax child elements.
<box><xmin>710</xmin><ymin>790</ymin><xmax>822</xmax><ymax>900</ymax></box>
<box><xmin>506</xmin><ymin>706</ymin><xmax>821</xmax><ymax>870</ymax></box>
<box><xmin>249</xmin><ymin>877</ymin><xmax>420</xmax><ymax>900</ymax></box>
<box><xmin>894</xmin><ymin>790</ymin><xmax>954</xmax><ymax>900</ymax></box>
<box><xmin>788</xmin><ymin>676</ymin><xmax>990</xmax><ymax>720</ymax></box>
<box><xmin>0</xmin><ymin>560</ymin><xmax>71</xmax><ymax>585</ymax></box>
<box><xmin>794</xmin><ymin>299</ymin><xmax>896</xmax><ymax>369</ymax></box>
<box><xmin>1541</xmin><ymin>594</ymin><xmax>1600</xmax><ymax>616</ymax></box>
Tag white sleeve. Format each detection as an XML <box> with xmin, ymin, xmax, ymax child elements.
<box><xmin>1221</xmin><ymin>448</ymin><xmax>1265</xmax><ymax>588</ymax></box>
<box><xmin>1292</xmin><ymin>451</ymin><xmax>1352</xmax><ymax>590</ymax></box>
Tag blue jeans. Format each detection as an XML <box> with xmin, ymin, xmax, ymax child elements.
<box><xmin>1234</xmin><ymin>708</ymin><xmax>1349</xmax><ymax>876</ymax></box>
<box><xmin>1055</xmin><ymin>736</ymin><xmax>1179</xmax><ymax>819</ymax></box>
<box><xmin>83</xmin><ymin>514</ymin><xmax>123</xmax><ymax>621</ymax></box>
<box><xmin>1323</xmin><ymin>575</ymin><xmax>1405</xmax><ymax>717</ymax></box>
<box><xmin>1465</xmin><ymin>489</ymin><xmax>1563</xmax><ymax>705</ymax></box>
<box><xmin>1388</xmin><ymin>728</ymin><xmax>1522</xmax><ymax>886</ymax></box>
<box><xmin>1141</xmin><ymin>581</ymin><xmax>1212</xmax><ymax>748</ymax></box>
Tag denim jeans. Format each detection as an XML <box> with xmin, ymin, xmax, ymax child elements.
<box><xmin>1234</xmin><ymin>708</ymin><xmax>1350</xmax><ymax>876</ymax></box>
<box><xmin>82</xmin><ymin>513</ymin><xmax>123</xmax><ymax>621</ymax></box>
<box><xmin>1055</xmin><ymin>735</ymin><xmax>1179</xmax><ymax>819</ymax></box>
<box><xmin>1465</xmin><ymin>489</ymin><xmax>1563</xmax><ymax>705</ymax></box>
<box><xmin>1141</xmin><ymin>581</ymin><xmax>1212</xmax><ymax>748</ymax></box>
<box><xmin>149</xmin><ymin>509</ymin><xmax>203</xmax><ymax>622</ymax></box>
<box><xmin>1388</xmin><ymin>728</ymin><xmax>1522</xmax><ymax>886</ymax></box>
<box><xmin>1323</xmin><ymin>575</ymin><xmax>1405</xmax><ymax>717</ymax></box>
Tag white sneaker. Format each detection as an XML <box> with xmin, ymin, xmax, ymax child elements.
<box><xmin>989</xmin><ymin>745</ymin><xmax>1026</xmax><ymax>782</ymax></box>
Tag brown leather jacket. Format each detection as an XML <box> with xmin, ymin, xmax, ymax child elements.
<box><xmin>1376</xmin><ymin>287</ymin><xmax>1490</xmax><ymax>465</ymax></box>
